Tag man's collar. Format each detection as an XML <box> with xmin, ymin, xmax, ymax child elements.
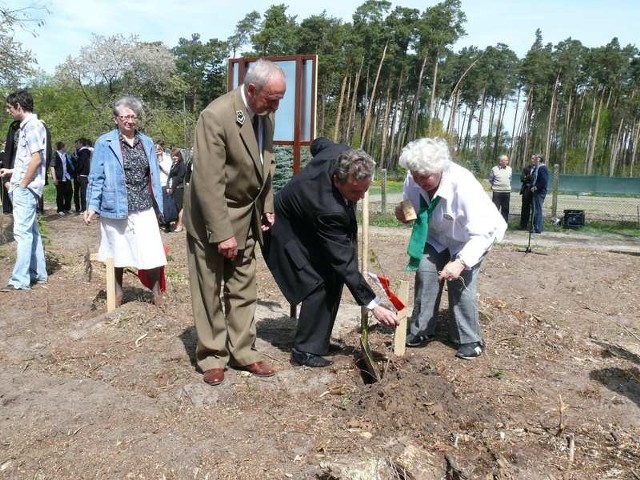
<box><xmin>19</xmin><ymin>112</ymin><xmax>36</xmax><ymax>128</ymax></box>
<box><xmin>240</xmin><ymin>84</ymin><xmax>255</xmax><ymax>117</ymax></box>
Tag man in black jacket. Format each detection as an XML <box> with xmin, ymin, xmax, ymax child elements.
<box><xmin>263</xmin><ymin>138</ymin><xmax>398</xmax><ymax>367</ymax></box>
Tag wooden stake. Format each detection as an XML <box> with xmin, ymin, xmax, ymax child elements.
<box><xmin>393</xmin><ymin>280</ymin><xmax>409</xmax><ymax>356</ymax></box>
<box><xmin>105</xmin><ymin>257</ymin><xmax>116</xmax><ymax>312</ymax></box>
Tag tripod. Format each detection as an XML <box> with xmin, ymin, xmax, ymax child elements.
<box><xmin>519</xmin><ymin>191</ymin><xmax>546</xmax><ymax>255</ymax></box>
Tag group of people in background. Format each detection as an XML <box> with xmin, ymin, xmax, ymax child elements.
<box><xmin>488</xmin><ymin>152</ymin><xmax>549</xmax><ymax>233</ymax></box>
<box><xmin>0</xmin><ymin>60</ymin><xmax>552</xmax><ymax>387</ymax></box>
<box><xmin>49</xmin><ymin>137</ymin><xmax>92</xmax><ymax>216</ymax></box>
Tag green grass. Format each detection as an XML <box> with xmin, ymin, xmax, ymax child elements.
<box><xmin>43</xmin><ymin>184</ymin><xmax>56</xmax><ymax>204</ymax></box>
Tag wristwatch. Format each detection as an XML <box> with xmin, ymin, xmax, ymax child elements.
<box><xmin>456</xmin><ymin>255</ymin><xmax>467</xmax><ymax>268</ymax></box>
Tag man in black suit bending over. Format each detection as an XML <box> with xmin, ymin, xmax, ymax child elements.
<box><xmin>263</xmin><ymin>138</ymin><xmax>399</xmax><ymax>367</ymax></box>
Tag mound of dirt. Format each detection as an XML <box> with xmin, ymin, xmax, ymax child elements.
<box><xmin>0</xmin><ymin>210</ymin><xmax>638</xmax><ymax>478</ymax></box>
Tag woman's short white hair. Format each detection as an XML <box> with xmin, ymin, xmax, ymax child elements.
<box><xmin>399</xmin><ymin>137</ymin><xmax>451</xmax><ymax>175</ymax></box>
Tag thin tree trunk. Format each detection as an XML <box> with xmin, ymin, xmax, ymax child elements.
<box><xmin>509</xmin><ymin>88</ymin><xmax>522</xmax><ymax>162</ymax></box>
<box><xmin>333</xmin><ymin>70</ymin><xmax>349</xmax><ymax>142</ymax></box>
<box><xmin>409</xmin><ymin>54</ymin><xmax>429</xmax><ymax>141</ymax></box>
<box><xmin>475</xmin><ymin>89</ymin><xmax>487</xmax><ymax>160</ymax></box>
<box><xmin>346</xmin><ymin>58</ymin><xmax>364</xmax><ymax>145</ymax></box>
<box><xmin>428</xmin><ymin>51</ymin><xmax>439</xmax><ymax>132</ymax></box>
<box><xmin>361</xmin><ymin>42</ymin><xmax>388</xmax><ymax>148</ymax></box>
<box><xmin>586</xmin><ymin>88</ymin><xmax>605</xmax><ymax>175</ymax></box>
<box><xmin>545</xmin><ymin>75</ymin><xmax>560</xmax><ymax>162</ymax></box>
<box><xmin>608</xmin><ymin>117</ymin><xmax>624</xmax><ymax>176</ymax></box>
<box><xmin>379</xmin><ymin>82</ymin><xmax>393</xmax><ymax>169</ymax></box>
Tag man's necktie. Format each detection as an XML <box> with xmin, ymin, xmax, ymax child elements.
<box><xmin>406</xmin><ymin>195</ymin><xmax>441</xmax><ymax>272</ymax></box>
<box><xmin>252</xmin><ymin>115</ymin><xmax>260</xmax><ymax>146</ymax></box>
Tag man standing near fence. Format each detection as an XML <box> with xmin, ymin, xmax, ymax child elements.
<box><xmin>531</xmin><ymin>154</ymin><xmax>549</xmax><ymax>233</ymax></box>
<box><xmin>488</xmin><ymin>154</ymin><xmax>512</xmax><ymax>223</ymax></box>
<box><xmin>519</xmin><ymin>154</ymin><xmax>536</xmax><ymax>230</ymax></box>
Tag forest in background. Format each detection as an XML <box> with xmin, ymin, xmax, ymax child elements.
<box><xmin>2</xmin><ymin>0</ymin><xmax>639</xmax><ymax>177</ymax></box>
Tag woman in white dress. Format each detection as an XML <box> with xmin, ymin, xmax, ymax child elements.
<box><xmin>84</xmin><ymin>96</ymin><xmax>167</xmax><ymax>306</ymax></box>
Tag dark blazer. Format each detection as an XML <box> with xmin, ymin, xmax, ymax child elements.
<box><xmin>263</xmin><ymin>142</ymin><xmax>376</xmax><ymax>306</ymax></box>
<box><xmin>534</xmin><ymin>163</ymin><xmax>549</xmax><ymax>193</ymax></box>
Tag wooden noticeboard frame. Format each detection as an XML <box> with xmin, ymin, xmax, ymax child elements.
<box><xmin>227</xmin><ymin>55</ymin><xmax>317</xmax><ymax>175</ymax></box>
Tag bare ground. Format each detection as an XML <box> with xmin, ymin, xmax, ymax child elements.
<box><xmin>0</xmin><ymin>209</ymin><xmax>639</xmax><ymax>479</ymax></box>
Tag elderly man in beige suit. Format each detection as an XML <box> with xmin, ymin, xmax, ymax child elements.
<box><xmin>184</xmin><ymin>59</ymin><xmax>286</xmax><ymax>386</ymax></box>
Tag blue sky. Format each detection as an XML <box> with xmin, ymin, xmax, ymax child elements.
<box><xmin>13</xmin><ymin>0</ymin><xmax>639</xmax><ymax>75</ymax></box>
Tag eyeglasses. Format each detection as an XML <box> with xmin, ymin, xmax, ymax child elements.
<box><xmin>117</xmin><ymin>115</ymin><xmax>137</xmax><ymax>121</ymax></box>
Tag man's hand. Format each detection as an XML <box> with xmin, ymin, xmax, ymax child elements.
<box><xmin>437</xmin><ymin>259</ymin><xmax>465</xmax><ymax>282</ymax></box>
<box><xmin>0</xmin><ymin>168</ymin><xmax>12</xmax><ymax>177</ymax></box>
<box><xmin>372</xmin><ymin>304</ymin><xmax>399</xmax><ymax>327</ymax></box>
<box><xmin>260</xmin><ymin>212</ymin><xmax>275</xmax><ymax>232</ymax></box>
<box><xmin>218</xmin><ymin>236</ymin><xmax>238</xmax><ymax>260</ymax></box>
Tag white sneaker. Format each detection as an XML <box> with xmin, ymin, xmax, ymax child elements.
<box><xmin>57</xmin><ymin>211</ymin><xmax>65</xmax><ymax>216</ymax></box>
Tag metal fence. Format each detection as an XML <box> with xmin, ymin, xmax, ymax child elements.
<box><xmin>374</xmin><ymin>167</ymin><xmax>640</xmax><ymax>226</ymax></box>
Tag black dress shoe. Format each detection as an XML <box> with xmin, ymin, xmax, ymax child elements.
<box><xmin>328</xmin><ymin>338</ymin><xmax>347</xmax><ymax>353</ymax></box>
<box><xmin>290</xmin><ymin>348</ymin><xmax>333</xmax><ymax>368</ymax></box>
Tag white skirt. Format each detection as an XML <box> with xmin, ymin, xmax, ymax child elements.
<box><xmin>98</xmin><ymin>208</ymin><xmax>167</xmax><ymax>269</ymax></box>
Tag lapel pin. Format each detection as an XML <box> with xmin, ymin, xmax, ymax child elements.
<box><xmin>236</xmin><ymin>110</ymin><xmax>245</xmax><ymax>126</ymax></box>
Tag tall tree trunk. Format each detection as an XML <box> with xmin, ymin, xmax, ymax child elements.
<box><xmin>346</xmin><ymin>58</ymin><xmax>364</xmax><ymax>145</ymax></box>
<box><xmin>493</xmin><ymin>96</ymin><xmax>507</xmax><ymax>159</ymax></box>
<box><xmin>608</xmin><ymin>117</ymin><xmax>624</xmax><ymax>176</ymax></box>
<box><xmin>509</xmin><ymin>88</ymin><xmax>522</xmax><ymax>162</ymax></box>
<box><xmin>409</xmin><ymin>54</ymin><xmax>429</xmax><ymax>141</ymax></box>
<box><xmin>388</xmin><ymin>70</ymin><xmax>405</xmax><ymax>169</ymax></box>
<box><xmin>630</xmin><ymin>119</ymin><xmax>640</xmax><ymax>177</ymax></box>
<box><xmin>379</xmin><ymin>82</ymin><xmax>393</xmax><ymax>169</ymax></box>
<box><xmin>545</xmin><ymin>75</ymin><xmax>560</xmax><ymax>163</ymax></box>
<box><xmin>361</xmin><ymin>42</ymin><xmax>388</xmax><ymax>148</ymax></box>
<box><xmin>586</xmin><ymin>88</ymin><xmax>605</xmax><ymax>175</ymax></box>
<box><xmin>333</xmin><ymin>69</ymin><xmax>349</xmax><ymax>142</ymax></box>
<box><xmin>486</xmin><ymin>97</ymin><xmax>497</xmax><ymax>162</ymax></box>
<box><xmin>463</xmin><ymin>104</ymin><xmax>476</xmax><ymax>153</ymax></box>
<box><xmin>428</xmin><ymin>51</ymin><xmax>439</xmax><ymax>132</ymax></box>
<box><xmin>475</xmin><ymin>89</ymin><xmax>487</xmax><ymax>160</ymax></box>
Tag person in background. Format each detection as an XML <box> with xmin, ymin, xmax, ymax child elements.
<box><xmin>166</xmin><ymin>148</ymin><xmax>186</xmax><ymax>233</ymax></box>
<box><xmin>50</xmin><ymin>141</ymin><xmax>74</xmax><ymax>215</ymax></box>
<box><xmin>184</xmin><ymin>59</ymin><xmax>285</xmax><ymax>386</ymax></box>
<box><xmin>519</xmin><ymin>154</ymin><xmax>536</xmax><ymax>230</ymax></box>
<box><xmin>488</xmin><ymin>154</ymin><xmax>512</xmax><ymax>223</ymax></box>
<box><xmin>84</xmin><ymin>96</ymin><xmax>166</xmax><ymax>306</ymax></box>
<box><xmin>531</xmin><ymin>154</ymin><xmax>549</xmax><ymax>233</ymax></box>
<box><xmin>75</xmin><ymin>137</ymin><xmax>92</xmax><ymax>213</ymax></box>
<box><xmin>0</xmin><ymin>89</ymin><xmax>48</xmax><ymax>291</ymax></box>
<box><xmin>0</xmin><ymin>120</ymin><xmax>20</xmax><ymax>214</ymax></box>
<box><xmin>263</xmin><ymin>139</ymin><xmax>399</xmax><ymax>368</ymax></box>
<box><xmin>156</xmin><ymin>140</ymin><xmax>172</xmax><ymax>231</ymax></box>
<box><xmin>395</xmin><ymin>138</ymin><xmax>507</xmax><ymax>360</ymax></box>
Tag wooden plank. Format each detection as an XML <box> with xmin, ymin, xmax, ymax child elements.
<box><xmin>393</xmin><ymin>280</ymin><xmax>410</xmax><ymax>357</ymax></box>
<box><xmin>105</xmin><ymin>257</ymin><xmax>117</xmax><ymax>312</ymax></box>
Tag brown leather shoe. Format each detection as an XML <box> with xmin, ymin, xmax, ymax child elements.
<box><xmin>239</xmin><ymin>361</ymin><xmax>275</xmax><ymax>377</ymax></box>
<box><xmin>202</xmin><ymin>368</ymin><xmax>225</xmax><ymax>385</ymax></box>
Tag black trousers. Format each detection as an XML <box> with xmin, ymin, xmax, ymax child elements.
<box><xmin>520</xmin><ymin>188</ymin><xmax>533</xmax><ymax>229</ymax></box>
<box><xmin>295</xmin><ymin>271</ymin><xmax>344</xmax><ymax>355</ymax></box>
<box><xmin>76</xmin><ymin>176</ymin><xmax>88</xmax><ymax>212</ymax></box>
<box><xmin>55</xmin><ymin>181</ymin><xmax>73</xmax><ymax>212</ymax></box>
<box><xmin>492</xmin><ymin>191</ymin><xmax>510</xmax><ymax>223</ymax></box>
<box><xmin>73</xmin><ymin>177</ymin><xmax>81</xmax><ymax>212</ymax></box>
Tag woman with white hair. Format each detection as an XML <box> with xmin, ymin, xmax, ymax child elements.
<box><xmin>84</xmin><ymin>96</ymin><xmax>167</xmax><ymax>306</ymax></box>
<box><xmin>395</xmin><ymin>138</ymin><xmax>507</xmax><ymax>359</ymax></box>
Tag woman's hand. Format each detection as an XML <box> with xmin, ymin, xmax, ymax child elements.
<box><xmin>437</xmin><ymin>259</ymin><xmax>465</xmax><ymax>282</ymax></box>
<box><xmin>83</xmin><ymin>209</ymin><xmax>97</xmax><ymax>225</ymax></box>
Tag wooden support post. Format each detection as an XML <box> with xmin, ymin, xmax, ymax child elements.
<box><xmin>393</xmin><ymin>280</ymin><xmax>409</xmax><ymax>356</ymax></box>
<box><xmin>105</xmin><ymin>257</ymin><xmax>117</xmax><ymax>312</ymax></box>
